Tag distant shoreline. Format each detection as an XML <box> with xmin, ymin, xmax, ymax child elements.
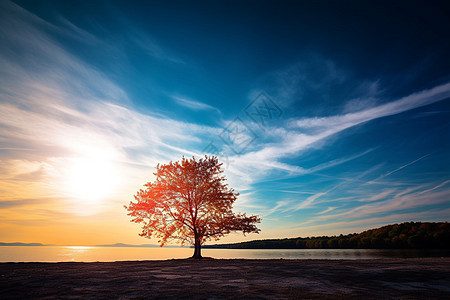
<box><xmin>3</xmin><ymin>221</ymin><xmax>448</xmax><ymax>250</ymax></box>
<box><xmin>1</xmin><ymin>258</ymin><xmax>449</xmax><ymax>299</ymax></box>
<box><xmin>0</xmin><ymin>242</ymin><xmax>179</xmax><ymax>248</ymax></box>
<box><xmin>205</xmin><ymin>222</ymin><xmax>450</xmax><ymax>250</ymax></box>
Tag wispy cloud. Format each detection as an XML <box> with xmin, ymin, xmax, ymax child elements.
<box><xmin>222</xmin><ymin>77</ymin><xmax>450</xmax><ymax>196</ymax></box>
<box><xmin>0</xmin><ymin>198</ymin><xmax>58</xmax><ymax>209</ymax></box>
<box><xmin>256</xmin><ymin>57</ymin><xmax>345</xmax><ymax>108</ymax></box>
<box><xmin>172</xmin><ymin>96</ymin><xmax>221</xmax><ymax>113</ymax></box>
<box><xmin>312</xmin><ymin>186</ymin><xmax>450</xmax><ymax>224</ymax></box>
<box><xmin>263</xmin><ymin>200</ymin><xmax>291</xmax><ymax>217</ymax></box>
<box><xmin>0</xmin><ymin>1</ymin><xmax>221</xmax><ymax>217</ymax></box>
<box><xmin>357</xmin><ymin>190</ymin><xmax>394</xmax><ymax>202</ymax></box>
<box><xmin>369</xmin><ymin>153</ymin><xmax>433</xmax><ymax>183</ymax></box>
<box><xmin>226</xmin><ymin>79</ymin><xmax>449</xmax><ymax>170</ymax></box>
<box><xmin>317</xmin><ymin>207</ymin><xmax>337</xmax><ymax>215</ymax></box>
<box><xmin>418</xmin><ymin>180</ymin><xmax>450</xmax><ymax>194</ymax></box>
<box><xmin>227</xmin><ymin>71</ymin><xmax>450</xmax><ymax>226</ymax></box>
<box><xmin>307</xmin><ymin>149</ymin><xmax>375</xmax><ymax>173</ymax></box>
<box><xmin>293</xmin><ymin>193</ymin><xmax>327</xmax><ymax>211</ymax></box>
<box><xmin>291</xmin><ymin>81</ymin><xmax>450</xmax><ymax>130</ymax></box>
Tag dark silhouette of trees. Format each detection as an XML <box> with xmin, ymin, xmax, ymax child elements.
<box><xmin>204</xmin><ymin>222</ymin><xmax>450</xmax><ymax>250</ymax></box>
<box><xmin>125</xmin><ymin>156</ymin><xmax>261</xmax><ymax>258</ymax></box>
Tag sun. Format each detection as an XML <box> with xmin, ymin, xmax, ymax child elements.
<box><xmin>66</xmin><ymin>157</ymin><xmax>118</xmax><ymax>215</ymax></box>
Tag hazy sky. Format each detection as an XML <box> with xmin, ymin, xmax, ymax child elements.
<box><xmin>1</xmin><ymin>0</ymin><xmax>449</xmax><ymax>245</ymax></box>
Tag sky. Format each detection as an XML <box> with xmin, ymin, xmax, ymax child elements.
<box><xmin>0</xmin><ymin>0</ymin><xmax>449</xmax><ymax>246</ymax></box>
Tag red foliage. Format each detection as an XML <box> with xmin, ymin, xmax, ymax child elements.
<box><xmin>125</xmin><ymin>156</ymin><xmax>261</xmax><ymax>258</ymax></box>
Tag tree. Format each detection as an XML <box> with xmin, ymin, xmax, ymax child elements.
<box><xmin>125</xmin><ymin>156</ymin><xmax>261</xmax><ymax>259</ymax></box>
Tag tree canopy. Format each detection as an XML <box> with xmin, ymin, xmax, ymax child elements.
<box><xmin>125</xmin><ymin>156</ymin><xmax>260</xmax><ymax>258</ymax></box>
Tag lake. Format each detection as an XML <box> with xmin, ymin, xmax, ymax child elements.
<box><xmin>1</xmin><ymin>246</ymin><xmax>449</xmax><ymax>262</ymax></box>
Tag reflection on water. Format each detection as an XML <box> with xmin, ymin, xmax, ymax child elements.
<box><xmin>62</xmin><ymin>246</ymin><xmax>94</xmax><ymax>261</ymax></box>
<box><xmin>0</xmin><ymin>246</ymin><xmax>194</xmax><ymax>262</ymax></box>
<box><xmin>204</xmin><ymin>248</ymin><xmax>450</xmax><ymax>260</ymax></box>
<box><xmin>0</xmin><ymin>246</ymin><xmax>449</xmax><ymax>262</ymax></box>
<box><xmin>66</xmin><ymin>246</ymin><xmax>93</xmax><ymax>250</ymax></box>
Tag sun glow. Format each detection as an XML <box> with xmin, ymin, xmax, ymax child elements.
<box><xmin>65</xmin><ymin>157</ymin><xmax>119</xmax><ymax>215</ymax></box>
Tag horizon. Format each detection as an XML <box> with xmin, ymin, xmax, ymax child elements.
<box><xmin>1</xmin><ymin>0</ymin><xmax>450</xmax><ymax>246</ymax></box>
<box><xmin>1</xmin><ymin>221</ymin><xmax>447</xmax><ymax>247</ymax></box>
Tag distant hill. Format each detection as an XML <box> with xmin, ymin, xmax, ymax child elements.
<box><xmin>0</xmin><ymin>242</ymin><xmax>48</xmax><ymax>246</ymax></box>
<box><xmin>204</xmin><ymin>222</ymin><xmax>450</xmax><ymax>249</ymax></box>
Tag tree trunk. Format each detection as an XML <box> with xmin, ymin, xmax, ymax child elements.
<box><xmin>192</xmin><ymin>237</ymin><xmax>202</xmax><ymax>259</ymax></box>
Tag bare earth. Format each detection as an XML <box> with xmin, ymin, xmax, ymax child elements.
<box><xmin>1</xmin><ymin>258</ymin><xmax>449</xmax><ymax>299</ymax></box>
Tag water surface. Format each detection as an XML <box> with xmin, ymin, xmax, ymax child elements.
<box><xmin>1</xmin><ymin>246</ymin><xmax>448</xmax><ymax>262</ymax></box>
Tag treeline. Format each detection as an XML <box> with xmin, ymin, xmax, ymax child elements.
<box><xmin>205</xmin><ymin>222</ymin><xmax>450</xmax><ymax>249</ymax></box>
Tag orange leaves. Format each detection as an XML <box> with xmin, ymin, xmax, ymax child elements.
<box><xmin>125</xmin><ymin>155</ymin><xmax>260</xmax><ymax>250</ymax></box>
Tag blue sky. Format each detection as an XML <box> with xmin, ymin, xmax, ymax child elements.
<box><xmin>0</xmin><ymin>0</ymin><xmax>449</xmax><ymax>244</ymax></box>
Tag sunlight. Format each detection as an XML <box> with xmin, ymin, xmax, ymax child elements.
<box><xmin>65</xmin><ymin>156</ymin><xmax>119</xmax><ymax>215</ymax></box>
<box><xmin>65</xmin><ymin>246</ymin><xmax>93</xmax><ymax>250</ymax></box>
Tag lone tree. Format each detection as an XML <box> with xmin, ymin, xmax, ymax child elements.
<box><xmin>125</xmin><ymin>156</ymin><xmax>261</xmax><ymax>259</ymax></box>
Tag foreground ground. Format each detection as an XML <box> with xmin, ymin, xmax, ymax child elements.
<box><xmin>1</xmin><ymin>258</ymin><xmax>449</xmax><ymax>299</ymax></box>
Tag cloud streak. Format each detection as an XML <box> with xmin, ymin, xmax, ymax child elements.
<box><xmin>227</xmin><ymin>80</ymin><xmax>450</xmax><ymax>187</ymax></box>
<box><xmin>0</xmin><ymin>1</ymin><xmax>221</xmax><ymax>217</ymax></box>
<box><xmin>172</xmin><ymin>96</ymin><xmax>221</xmax><ymax>113</ymax></box>
<box><xmin>369</xmin><ymin>153</ymin><xmax>433</xmax><ymax>183</ymax></box>
<box><xmin>291</xmin><ymin>82</ymin><xmax>450</xmax><ymax>131</ymax></box>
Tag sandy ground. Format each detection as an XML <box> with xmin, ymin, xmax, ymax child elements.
<box><xmin>1</xmin><ymin>258</ymin><xmax>449</xmax><ymax>299</ymax></box>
